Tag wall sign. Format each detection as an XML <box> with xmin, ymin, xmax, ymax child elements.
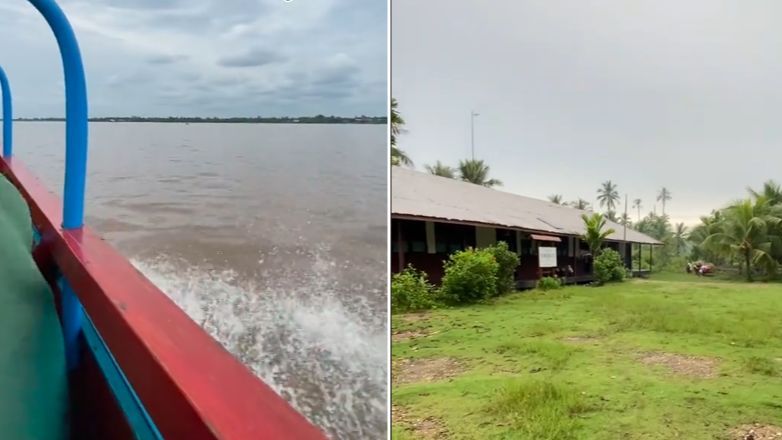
<box><xmin>539</xmin><ymin>246</ymin><xmax>557</xmax><ymax>268</ymax></box>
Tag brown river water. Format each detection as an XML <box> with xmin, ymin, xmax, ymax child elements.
<box><xmin>14</xmin><ymin>121</ymin><xmax>388</xmax><ymax>439</ymax></box>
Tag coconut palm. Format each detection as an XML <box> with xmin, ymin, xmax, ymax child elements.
<box><xmin>425</xmin><ymin>161</ymin><xmax>455</xmax><ymax>178</ymax></box>
<box><xmin>458</xmin><ymin>159</ymin><xmax>502</xmax><ymax>187</ymax></box>
<box><xmin>390</xmin><ymin>98</ymin><xmax>412</xmax><ymax>166</ymax></box>
<box><xmin>570</xmin><ymin>198</ymin><xmax>591</xmax><ymax>210</ymax></box>
<box><xmin>597</xmin><ymin>180</ymin><xmax>620</xmax><ymax>211</ymax></box>
<box><xmin>673</xmin><ymin>222</ymin><xmax>688</xmax><ymax>255</ymax></box>
<box><xmin>657</xmin><ymin>187</ymin><xmax>672</xmax><ymax>216</ymax></box>
<box><xmin>633</xmin><ymin>198</ymin><xmax>642</xmax><ymax>221</ymax></box>
<box><xmin>702</xmin><ymin>199</ymin><xmax>782</xmax><ymax>281</ymax></box>
<box><xmin>548</xmin><ymin>194</ymin><xmax>564</xmax><ymax>205</ymax></box>
<box><xmin>581</xmin><ymin>212</ymin><xmax>616</xmax><ymax>255</ymax></box>
<box><xmin>748</xmin><ymin>180</ymin><xmax>782</xmax><ymax>205</ymax></box>
<box><xmin>620</xmin><ymin>212</ymin><xmax>631</xmax><ymax>226</ymax></box>
<box><xmin>605</xmin><ymin>210</ymin><xmax>618</xmax><ymax>222</ymax></box>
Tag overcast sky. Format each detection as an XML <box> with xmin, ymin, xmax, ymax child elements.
<box><xmin>0</xmin><ymin>0</ymin><xmax>386</xmax><ymax>117</ymax></box>
<box><xmin>392</xmin><ymin>0</ymin><xmax>782</xmax><ymax>226</ymax></box>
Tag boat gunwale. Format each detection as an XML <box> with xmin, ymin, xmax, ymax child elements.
<box><xmin>0</xmin><ymin>156</ymin><xmax>325</xmax><ymax>439</ymax></box>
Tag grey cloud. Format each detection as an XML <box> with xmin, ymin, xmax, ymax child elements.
<box><xmin>217</xmin><ymin>47</ymin><xmax>286</xmax><ymax>68</ymax></box>
<box><xmin>2</xmin><ymin>0</ymin><xmax>385</xmax><ymax>118</ymax></box>
<box><xmin>146</xmin><ymin>54</ymin><xmax>189</xmax><ymax>65</ymax></box>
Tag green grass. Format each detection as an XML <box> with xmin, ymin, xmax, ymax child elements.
<box><xmin>391</xmin><ymin>275</ymin><xmax>782</xmax><ymax>439</ymax></box>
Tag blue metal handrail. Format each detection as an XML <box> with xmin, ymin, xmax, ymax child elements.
<box><xmin>28</xmin><ymin>0</ymin><xmax>88</xmax><ymax>230</ymax></box>
<box><xmin>0</xmin><ymin>66</ymin><xmax>11</xmax><ymax>158</ymax></box>
<box><xmin>28</xmin><ymin>0</ymin><xmax>87</xmax><ymax>372</ymax></box>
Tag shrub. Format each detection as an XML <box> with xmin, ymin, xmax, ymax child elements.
<box><xmin>537</xmin><ymin>276</ymin><xmax>562</xmax><ymax>291</ymax></box>
<box><xmin>441</xmin><ymin>247</ymin><xmax>499</xmax><ymax>305</ymax></box>
<box><xmin>391</xmin><ymin>265</ymin><xmax>438</xmax><ymax>313</ymax></box>
<box><xmin>485</xmin><ymin>241</ymin><xmax>521</xmax><ymax>296</ymax></box>
<box><xmin>594</xmin><ymin>248</ymin><xmax>626</xmax><ymax>284</ymax></box>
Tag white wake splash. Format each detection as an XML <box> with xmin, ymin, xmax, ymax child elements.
<box><xmin>131</xmin><ymin>252</ymin><xmax>388</xmax><ymax>439</ymax></box>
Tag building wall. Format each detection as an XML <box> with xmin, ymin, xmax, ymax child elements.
<box><xmin>392</xmin><ymin>218</ymin><xmax>638</xmax><ymax>287</ymax></box>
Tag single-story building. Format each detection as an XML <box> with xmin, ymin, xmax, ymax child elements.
<box><xmin>391</xmin><ymin>167</ymin><xmax>661</xmax><ymax>287</ymax></box>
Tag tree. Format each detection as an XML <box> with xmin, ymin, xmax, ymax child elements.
<box><xmin>548</xmin><ymin>194</ymin><xmax>564</xmax><ymax>205</ymax></box>
<box><xmin>390</xmin><ymin>98</ymin><xmax>412</xmax><ymax>166</ymax></box>
<box><xmin>570</xmin><ymin>198</ymin><xmax>591</xmax><ymax>210</ymax></box>
<box><xmin>620</xmin><ymin>212</ymin><xmax>631</xmax><ymax>226</ymax></box>
<box><xmin>657</xmin><ymin>187</ymin><xmax>672</xmax><ymax>216</ymax></box>
<box><xmin>633</xmin><ymin>198</ymin><xmax>642</xmax><ymax>221</ymax></box>
<box><xmin>673</xmin><ymin>222</ymin><xmax>688</xmax><ymax>255</ymax></box>
<box><xmin>425</xmin><ymin>161</ymin><xmax>455</xmax><ymax>178</ymax></box>
<box><xmin>605</xmin><ymin>210</ymin><xmax>618</xmax><ymax>222</ymax></box>
<box><xmin>702</xmin><ymin>199</ymin><xmax>782</xmax><ymax>281</ymax></box>
<box><xmin>458</xmin><ymin>159</ymin><xmax>502</xmax><ymax>187</ymax></box>
<box><xmin>597</xmin><ymin>180</ymin><xmax>620</xmax><ymax>211</ymax></box>
<box><xmin>581</xmin><ymin>213</ymin><xmax>616</xmax><ymax>255</ymax></box>
<box><xmin>748</xmin><ymin>180</ymin><xmax>782</xmax><ymax>206</ymax></box>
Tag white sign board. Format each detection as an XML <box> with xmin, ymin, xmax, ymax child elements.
<box><xmin>538</xmin><ymin>247</ymin><xmax>557</xmax><ymax>268</ymax></box>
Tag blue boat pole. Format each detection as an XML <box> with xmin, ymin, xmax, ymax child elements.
<box><xmin>0</xmin><ymin>66</ymin><xmax>12</xmax><ymax>158</ymax></box>
<box><xmin>29</xmin><ymin>0</ymin><xmax>89</xmax><ymax>369</ymax></box>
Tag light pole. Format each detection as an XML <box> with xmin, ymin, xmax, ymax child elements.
<box><xmin>470</xmin><ymin>110</ymin><xmax>479</xmax><ymax>160</ymax></box>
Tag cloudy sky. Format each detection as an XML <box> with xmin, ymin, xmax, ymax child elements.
<box><xmin>0</xmin><ymin>0</ymin><xmax>386</xmax><ymax>117</ymax></box>
<box><xmin>392</xmin><ymin>0</ymin><xmax>782</xmax><ymax>226</ymax></box>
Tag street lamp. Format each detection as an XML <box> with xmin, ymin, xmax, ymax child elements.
<box><xmin>471</xmin><ymin>110</ymin><xmax>479</xmax><ymax>160</ymax></box>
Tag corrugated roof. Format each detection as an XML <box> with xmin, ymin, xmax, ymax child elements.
<box><xmin>392</xmin><ymin>167</ymin><xmax>661</xmax><ymax>245</ymax></box>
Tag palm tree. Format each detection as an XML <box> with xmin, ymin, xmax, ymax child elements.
<box><xmin>657</xmin><ymin>187</ymin><xmax>672</xmax><ymax>216</ymax></box>
<box><xmin>548</xmin><ymin>194</ymin><xmax>564</xmax><ymax>205</ymax></box>
<box><xmin>458</xmin><ymin>159</ymin><xmax>502</xmax><ymax>187</ymax></box>
<box><xmin>569</xmin><ymin>198</ymin><xmax>590</xmax><ymax>210</ymax></box>
<box><xmin>605</xmin><ymin>210</ymin><xmax>618</xmax><ymax>222</ymax></box>
<box><xmin>597</xmin><ymin>181</ymin><xmax>620</xmax><ymax>211</ymax></box>
<box><xmin>425</xmin><ymin>161</ymin><xmax>455</xmax><ymax>178</ymax></box>
<box><xmin>390</xmin><ymin>98</ymin><xmax>412</xmax><ymax>166</ymax></box>
<box><xmin>581</xmin><ymin>212</ymin><xmax>616</xmax><ymax>255</ymax></box>
<box><xmin>633</xmin><ymin>198</ymin><xmax>642</xmax><ymax>221</ymax></box>
<box><xmin>620</xmin><ymin>212</ymin><xmax>631</xmax><ymax>226</ymax></box>
<box><xmin>702</xmin><ymin>199</ymin><xmax>782</xmax><ymax>281</ymax></box>
<box><xmin>748</xmin><ymin>180</ymin><xmax>782</xmax><ymax>205</ymax></box>
<box><xmin>673</xmin><ymin>222</ymin><xmax>688</xmax><ymax>255</ymax></box>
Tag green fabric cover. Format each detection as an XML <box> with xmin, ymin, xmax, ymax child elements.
<box><xmin>0</xmin><ymin>175</ymin><xmax>67</xmax><ymax>439</ymax></box>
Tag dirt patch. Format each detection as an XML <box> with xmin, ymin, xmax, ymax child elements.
<box><xmin>729</xmin><ymin>424</ymin><xmax>782</xmax><ymax>440</ymax></box>
<box><xmin>392</xmin><ymin>329</ymin><xmax>433</xmax><ymax>342</ymax></box>
<box><xmin>393</xmin><ymin>405</ymin><xmax>449</xmax><ymax>439</ymax></box>
<box><xmin>639</xmin><ymin>352</ymin><xmax>719</xmax><ymax>378</ymax></box>
<box><xmin>399</xmin><ymin>312</ymin><xmax>432</xmax><ymax>323</ymax></box>
<box><xmin>562</xmin><ymin>335</ymin><xmax>600</xmax><ymax>345</ymax></box>
<box><xmin>393</xmin><ymin>357</ymin><xmax>466</xmax><ymax>385</ymax></box>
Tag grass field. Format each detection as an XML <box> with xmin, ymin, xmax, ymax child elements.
<box><xmin>391</xmin><ymin>275</ymin><xmax>782</xmax><ymax>439</ymax></box>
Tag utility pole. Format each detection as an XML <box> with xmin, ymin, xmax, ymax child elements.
<box><xmin>623</xmin><ymin>193</ymin><xmax>628</xmax><ymax>241</ymax></box>
<box><xmin>470</xmin><ymin>110</ymin><xmax>479</xmax><ymax>160</ymax></box>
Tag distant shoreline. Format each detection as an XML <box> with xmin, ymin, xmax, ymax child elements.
<box><xmin>10</xmin><ymin>116</ymin><xmax>386</xmax><ymax>124</ymax></box>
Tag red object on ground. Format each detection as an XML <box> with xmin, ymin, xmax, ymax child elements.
<box><xmin>0</xmin><ymin>156</ymin><xmax>326</xmax><ymax>439</ymax></box>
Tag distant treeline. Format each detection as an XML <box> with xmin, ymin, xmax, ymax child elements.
<box><xmin>13</xmin><ymin>115</ymin><xmax>387</xmax><ymax>124</ymax></box>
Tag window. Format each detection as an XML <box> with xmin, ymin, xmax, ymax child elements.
<box><xmin>495</xmin><ymin>229</ymin><xmax>518</xmax><ymax>253</ymax></box>
<box><xmin>434</xmin><ymin>222</ymin><xmax>475</xmax><ymax>253</ymax></box>
<box><xmin>520</xmin><ymin>235</ymin><xmax>533</xmax><ymax>256</ymax></box>
<box><xmin>392</xmin><ymin>219</ymin><xmax>427</xmax><ymax>253</ymax></box>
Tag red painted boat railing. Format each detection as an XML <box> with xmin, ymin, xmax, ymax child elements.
<box><xmin>0</xmin><ymin>157</ymin><xmax>326</xmax><ymax>439</ymax></box>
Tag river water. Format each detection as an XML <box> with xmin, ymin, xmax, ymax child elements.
<box><xmin>14</xmin><ymin>121</ymin><xmax>388</xmax><ymax>439</ymax></box>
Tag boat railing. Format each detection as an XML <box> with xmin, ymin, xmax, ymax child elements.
<box><xmin>0</xmin><ymin>1</ymin><xmax>325</xmax><ymax>438</ymax></box>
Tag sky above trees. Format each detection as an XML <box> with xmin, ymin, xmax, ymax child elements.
<box><xmin>392</xmin><ymin>0</ymin><xmax>782</xmax><ymax>226</ymax></box>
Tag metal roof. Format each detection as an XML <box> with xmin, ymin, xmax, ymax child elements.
<box><xmin>392</xmin><ymin>167</ymin><xmax>662</xmax><ymax>245</ymax></box>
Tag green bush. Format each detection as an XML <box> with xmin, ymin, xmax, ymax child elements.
<box><xmin>537</xmin><ymin>276</ymin><xmax>562</xmax><ymax>291</ymax></box>
<box><xmin>486</xmin><ymin>241</ymin><xmax>521</xmax><ymax>296</ymax></box>
<box><xmin>391</xmin><ymin>265</ymin><xmax>438</xmax><ymax>313</ymax></box>
<box><xmin>594</xmin><ymin>248</ymin><xmax>626</xmax><ymax>284</ymax></box>
<box><xmin>441</xmin><ymin>247</ymin><xmax>499</xmax><ymax>305</ymax></box>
